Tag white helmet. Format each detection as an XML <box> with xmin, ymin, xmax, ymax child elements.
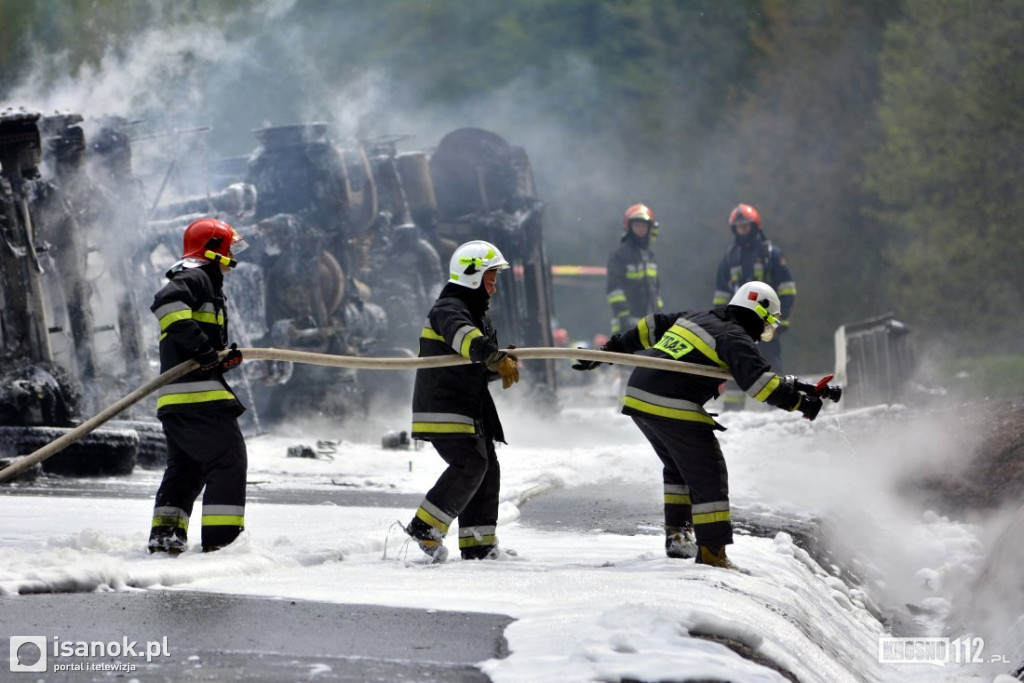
<box><xmin>728</xmin><ymin>281</ymin><xmax>781</xmax><ymax>342</ymax></box>
<box><xmin>448</xmin><ymin>240</ymin><xmax>509</xmax><ymax>289</ymax></box>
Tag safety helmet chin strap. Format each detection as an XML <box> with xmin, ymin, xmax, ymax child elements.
<box><xmin>204</xmin><ymin>250</ymin><xmax>238</xmax><ymax>269</ymax></box>
<box><xmin>753</xmin><ymin>303</ymin><xmax>779</xmax><ymax>328</ymax></box>
<box><xmin>753</xmin><ymin>302</ymin><xmax>779</xmax><ymax>342</ymax></box>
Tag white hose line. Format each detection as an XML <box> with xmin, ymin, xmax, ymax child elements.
<box><xmin>238</xmin><ymin>346</ymin><xmax>731</xmax><ymax>380</ymax></box>
<box><xmin>0</xmin><ymin>347</ymin><xmax>729</xmax><ymax>483</ymax></box>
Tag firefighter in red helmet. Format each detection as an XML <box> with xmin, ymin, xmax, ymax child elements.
<box><xmin>147</xmin><ymin>217</ymin><xmax>250</xmax><ymax>555</ymax></box>
<box><xmin>606</xmin><ymin>203</ymin><xmax>663</xmax><ymax>335</ymax></box>
<box><xmin>713</xmin><ymin>204</ymin><xmax>796</xmax><ymax>410</ymax></box>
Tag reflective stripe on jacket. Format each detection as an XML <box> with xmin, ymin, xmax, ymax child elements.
<box><xmin>617</xmin><ymin>309</ymin><xmax>799</xmax><ymax>428</ymax></box>
<box><xmin>411</xmin><ymin>287</ymin><xmax>505</xmax><ymax>442</ymax></box>
<box><xmin>713</xmin><ymin>237</ymin><xmax>796</xmax><ymax>324</ymax></box>
<box><xmin>607</xmin><ymin>235</ymin><xmax>662</xmax><ymax>333</ymax></box>
<box><xmin>151</xmin><ymin>263</ymin><xmax>242</xmax><ymax>417</ymax></box>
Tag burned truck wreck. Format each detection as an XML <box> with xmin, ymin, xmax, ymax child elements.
<box><xmin>140</xmin><ymin>123</ymin><xmax>558</xmax><ymax>425</ymax></box>
<box><xmin>1</xmin><ymin>106</ymin><xmax>557</xmax><ymax>481</ymax></box>
<box><xmin>0</xmin><ymin>109</ymin><xmax>162</xmax><ymax>479</ymax></box>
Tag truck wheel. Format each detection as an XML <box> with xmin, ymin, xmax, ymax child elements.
<box><xmin>109</xmin><ymin>419</ymin><xmax>168</xmax><ymax>469</ymax></box>
<box><xmin>0</xmin><ymin>425</ymin><xmax>138</xmax><ymax>477</ymax></box>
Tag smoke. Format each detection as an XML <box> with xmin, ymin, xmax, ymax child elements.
<box><xmin>1</xmin><ymin>2</ymin><xmax>758</xmax><ymax>357</ymax></box>
<box><xmin>716</xmin><ymin>401</ymin><xmax>1024</xmax><ymax>675</ymax></box>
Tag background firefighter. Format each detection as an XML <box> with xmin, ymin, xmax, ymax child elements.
<box><xmin>405</xmin><ymin>240</ymin><xmax>521</xmax><ymax>563</ymax></box>
<box><xmin>573</xmin><ymin>281</ymin><xmax>823</xmax><ymax>570</ymax></box>
<box><xmin>147</xmin><ymin>218</ymin><xmax>248</xmax><ymax>555</ymax></box>
<box><xmin>606</xmin><ymin>203</ymin><xmax>663</xmax><ymax>335</ymax></box>
<box><xmin>712</xmin><ymin>203</ymin><xmax>797</xmax><ymax>410</ymax></box>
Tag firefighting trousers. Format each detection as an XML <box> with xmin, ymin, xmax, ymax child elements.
<box><xmin>150</xmin><ymin>409</ymin><xmax>248</xmax><ymax>550</ymax></box>
<box><xmin>411</xmin><ymin>434</ymin><xmax>501</xmax><ymax>558</ymax></box>
<box><xmin>631</xmin><ymin>415</ymin><xmax>733</xmax><ymax>549</ymax></box>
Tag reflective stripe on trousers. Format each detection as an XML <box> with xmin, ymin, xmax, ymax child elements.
<box><xmin>415</xmin><ymin>499</ymin><xmax>454</xmax><ymax>535</ymax></box>
<box><xmin>152</xmin><ymin>506</ymin><xmax>189</xmax><ymax>530</ymax></box>
<box><xmin>202</xmin><ymin>504</ymin><xmax>245</xmax><ymax>528</ymax></box>
<box><xmin>458</xmin><ymin>525</ymin><xmax>497</xmax><ymax>549</ymax></box>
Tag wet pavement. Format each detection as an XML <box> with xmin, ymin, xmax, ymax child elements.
<box><xmin>1</xmin><ymin>591</ymin><xmax>510</xmax><ymax>682</ymax></box>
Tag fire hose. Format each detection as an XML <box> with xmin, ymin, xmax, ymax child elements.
<box><xmin>0</xmin><ymin>347</ymin><xmax>735</xmax><ymax>484</ymax></box>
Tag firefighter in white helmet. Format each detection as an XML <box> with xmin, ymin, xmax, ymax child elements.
<box><xmin>405</xmin><ymin>240</ymin><xmax>521</xmax><ymax>562</ymax></box>
<box><xmin>573</xmin><ymin>281</ymin><xmax>824</xmax><ymax>570</ymax></box>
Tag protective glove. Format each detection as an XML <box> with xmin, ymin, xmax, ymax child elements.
<box><xmin>571</xmin><ymin>352</ymin><xmax>602</xmax><ymax>371</ymax></box>
<box><xmin>797</xmin><ymin>394</ymin><xmax>823</xmax><ymax>421</ymax></box>
<box><xmin>219</xmin><ymin>343</ymin><xmax>243</xmax><ymax>372</ymax></box>
<box><xmin>196</xmin><ymin>346</ymin><xmax>220</xmax><ymax>373</ymax></box>
<box><xmin>485</xmin><ymin>350</ymin><xmax>520</xmax><ymax>389</ymax></box>
<box><xmin>572</xmin><ymin>333</ymin><xmax>625</xmax><ymax>371</ymax></box>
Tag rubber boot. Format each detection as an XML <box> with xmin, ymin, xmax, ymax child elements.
<box><xmin>696</xmin><ymin>545</ymin><xmax>739</xmax><ymax>570</ymax></box>
<box><xmin>665</xmin><ymin>524</ymin><xmax>697</xmax><ymax>559</ymax></box>
<box><xmin>147</xmin><ymin>529</ymin><xmax>187</xmax><ymax>556</ymax></box>
<box><xmin>405</xmin><ymin>517</ymin><xmax>449</xmax><ymax>563</ymax></box>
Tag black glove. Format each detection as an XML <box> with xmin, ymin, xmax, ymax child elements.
<box><xmin>196</xmin><ymin>346</ymin><xmax>220</xmax><ymax>373</ymax></box>
<box><xmin>571</xmin><ymin>355</ymin><xmax>603</xmax><ymax>371</ymax></box>
<box><xmin>602</xmin><ymin>333</ymin><xmax>626</xmax><ymax>354</ymax></box>
<box><xmin>220</xmin><ymin>343</ymin><xmax>243</xmax><ymax>372</ymax></box>
<box><xmin>797</xmin><ymin>394</ymin><xmax>823</xmax><ymax>421</ymax></box>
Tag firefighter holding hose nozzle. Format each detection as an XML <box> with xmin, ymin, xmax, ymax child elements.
<box><xmin>574</xmin><ymin>281</ymin><xmax>839</xmax><ymax>570</ymax></box>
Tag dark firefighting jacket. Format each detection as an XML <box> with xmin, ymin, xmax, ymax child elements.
<box><xmin>713</xmin><ymin>233</ymin><xmax>796</xmax><ymax>327</ymax></box>
<box><xmin>607</xmin><ymin>232</ymin><xmax>662</xmax><ymax>333</ymax></box>
<box><xmin>151</xmin><ymin>262</ymin><xmax>243</xmax><ymax>418</ymax></box>
<box><xmin>617</xmin><ymin>309</ymin><xmax>802</xmax><ymax>429</ymax></box>
<box><xmin>411</xmin><ymin>283</ymin><xmax>506</xmax><ymax>443</ymax></box>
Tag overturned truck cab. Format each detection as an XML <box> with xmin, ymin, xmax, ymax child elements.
<box><xmin>0</xmin><ymin>109</ymin><xmax>148</xmax><ymax>480</ymax></box>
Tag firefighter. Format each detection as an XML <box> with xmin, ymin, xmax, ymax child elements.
<box><xmin>405</xmin><ymin>240</ymin><xmax>521</xmax><ymax>563</ymax></box>
<box><xmin>573</xmin><ymin>281</ymin><xmax>822</xmax><ymax>570</ymax></box>
<box><xmin>147</xmin><ymin>218</ymin><xmax>249</xmax><ymax>555</ymax></box>
<box><xmin>713</xmin><ymin>204</ymin><xmax>797</xmax><ymax>410</ymax></box>
<box><xmin>607</xmin><ymin>203</ymin><xmax>663</xmax><ymax>335</ymax></box>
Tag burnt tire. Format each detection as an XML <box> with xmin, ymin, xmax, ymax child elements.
<box><xmin>0</xmin><ymin>425</ymin><xmax>138</xmax><ymax>477</ymax></box>
<box><xmin>109</xmin><ymin>419</ymin><xmax>167</xmax><ymax>469</ymax></box>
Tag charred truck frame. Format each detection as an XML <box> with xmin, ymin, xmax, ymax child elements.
<box><xmin>1</xmin><ymin>108</ymin><xmax>558</xmax><ymax>479</ymax></box>
<box><xmin>140</xmin><ymin>123</ymin><xmax>558</xmax><ymax>424</ymax></box>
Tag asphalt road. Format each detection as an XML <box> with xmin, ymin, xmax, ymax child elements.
<box><xmin>1</xmin><ymin>591</ymin><xmax>511</xmax><ymax>682</ymax></box>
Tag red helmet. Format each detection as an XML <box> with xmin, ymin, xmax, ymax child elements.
<box><xmin>182</xmin><ymin>218</ymin><xmax>248</xmax><ymax>267</ymax></box>
<box><xmin>623</xmin><ymin>203</ymin><xmax>655</xmax><ymax>230</ymax></box>
<box><xmin>729</xmin><ymin>203</ymin><xmax>761</xmax><ymax>231</ymax></box>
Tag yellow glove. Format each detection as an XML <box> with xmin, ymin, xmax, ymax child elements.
<box><xmin>486</xmin><ymin>350</ymin><xmax>520</xmax><ymax>389</ymax></box>
<box><xmin>496</xmin><ymin>356</ymin><xmax>520</xmax><ymax>389</ymax></box>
